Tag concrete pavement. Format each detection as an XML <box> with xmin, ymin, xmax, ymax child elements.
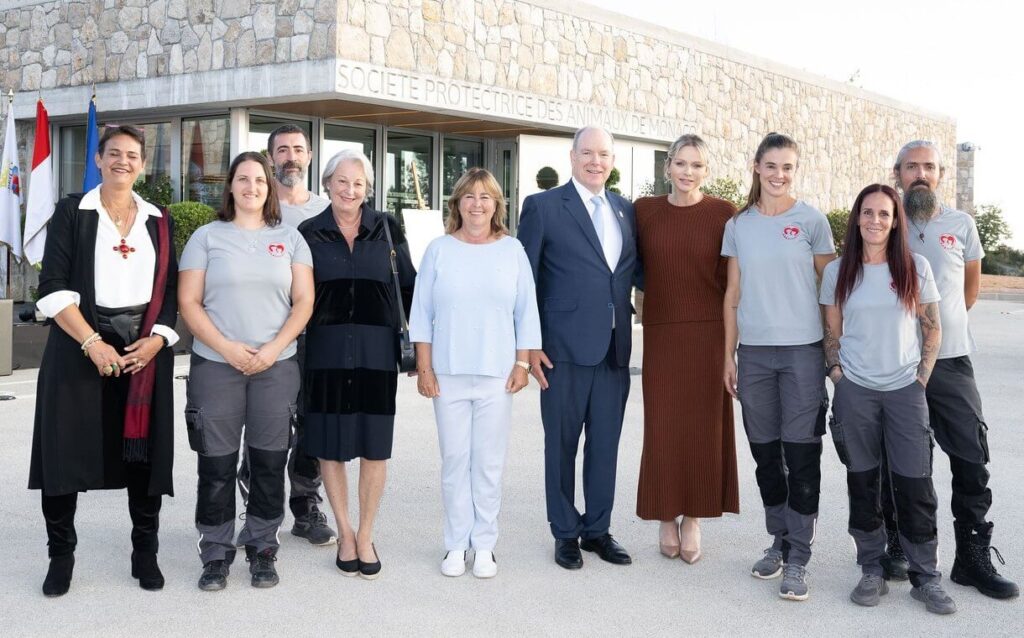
<box><xmin>1</xmin><ymin>300</ymin><xmax>1021</xmax><ymax>636</ymax></box>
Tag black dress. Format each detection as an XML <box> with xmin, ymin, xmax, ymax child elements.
<box><xmin>28</xmin><ymin>194</ymin><xmax>178</xmax><ymax>497</ymax></box>
<box><xmin>298</xmin><ymin>205</ymin><xmax>415</xmax><ymax>462</ymax></box>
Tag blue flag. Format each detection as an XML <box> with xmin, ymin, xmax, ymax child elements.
<box><xmin>82</xmin><ymin>97</ymin><xmax>100</xmax><ymax>191</ymax></box>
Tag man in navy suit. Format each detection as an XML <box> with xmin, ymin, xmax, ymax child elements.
<box><xmin>518</xmin><ymin>126</ymin><xmax>637</xmax><ymax>569</ymax></box>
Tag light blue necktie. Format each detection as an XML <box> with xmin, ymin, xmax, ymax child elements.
<box><xmin>590</xmin><ymin>195</ymin><xmax>606</xmax><ymax>249</ymax></box>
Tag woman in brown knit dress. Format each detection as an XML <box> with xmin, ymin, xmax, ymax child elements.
<box><xmin>635</xmin><ymin>134</ymin><xmax>739</xmax><ymax>564</ymax></box>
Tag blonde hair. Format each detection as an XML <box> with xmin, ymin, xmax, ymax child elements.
<box><xmin>445</xmin><ymin>168</ymin><xmax>509</xmax><ymax>236</ymax></box>
<box><xmin>663</xmin><ymin>134</ymin><xmax>710</xmax><ymax>184</ymax></box>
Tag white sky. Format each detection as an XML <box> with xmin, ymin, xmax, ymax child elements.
<box><xmin>583</xmin><ymin>0</ymin><xmax>1024</xmax><ymax>248</ymax></box>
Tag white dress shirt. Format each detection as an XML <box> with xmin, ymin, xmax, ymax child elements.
<box><xmin>571</xmin><ymin>176</ymin><xmax>622</xmax><ymax>269</ymax></box>
<box><xmin>36</xmin><ymin>186</ymin><xmax>179</xmax><ymax>346</ymax></box>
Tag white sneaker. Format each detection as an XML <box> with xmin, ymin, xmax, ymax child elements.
<box><xmin>441</xmin><ymin>551</ymin><xmax>466</xmax><ymax>577</ymax></box>
<box><xmin>473</xmin><ymin>550</ymin><xmax>497</xmax><ymax>579</ymax></box>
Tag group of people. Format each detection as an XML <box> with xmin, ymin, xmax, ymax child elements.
<box><xmin>28</xmin><ymin>122</ymin><xmax>1016</xmax><ymax>614</ymax></box>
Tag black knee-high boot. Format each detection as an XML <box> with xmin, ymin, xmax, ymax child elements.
<box><xmin>41</xmin><ymin>492</ymin><xmax>78</xmax><ymax>597</ymax></box>
<box><xmin>127</xmin><ymin>466</ymin><xmax>164</xmax><ymax>590</ymax></box>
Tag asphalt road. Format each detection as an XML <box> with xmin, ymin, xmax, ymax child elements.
<box><xmin>1</xmin><ymin>301</ymin><xmax>1021</xmax><ymax>637</ymax></box>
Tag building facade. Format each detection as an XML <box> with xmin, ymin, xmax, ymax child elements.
<box><xmin>1</xmin><ymin>0</ymin><xmax>956</xmax><ymax>300</ymax></box>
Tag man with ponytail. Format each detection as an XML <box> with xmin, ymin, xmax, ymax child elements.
<box><xmin>878</xmin><ymin>141</ymin><xmax>1018</xmax><ymax>600</ymax></box>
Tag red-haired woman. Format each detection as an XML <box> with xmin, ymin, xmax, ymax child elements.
<box><xmin>820</xmin><ymin>184</ymin><xmax>954</xmax><ymax>615</ymax></box>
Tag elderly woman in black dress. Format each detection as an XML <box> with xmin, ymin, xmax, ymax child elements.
<box><xmin>29</xmin><ymin>125</ymin><xmax>178</xmax><ymax>596</ymax></box>
<box><xmin>298</xmin><ymin>149</ymin><xmax>415</xmax><ymax>579</ymax></box>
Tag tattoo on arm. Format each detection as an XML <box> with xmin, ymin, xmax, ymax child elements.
<box><xmin>917</xmin><ymin>302</ymin><xmax>942</xmax><ymax>384</ymax></box>
<box><xmin>823</xmin><ymin>322</ymin><xmax>841</xmax><ymax>370</ymax></box>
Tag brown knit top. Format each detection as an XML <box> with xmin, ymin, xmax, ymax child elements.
<box><xmin>635</xmin><ymin>194</ymin><xmax>737</xmax><ymax>325</ymax></box>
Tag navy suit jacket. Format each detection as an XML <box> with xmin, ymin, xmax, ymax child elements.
<box><xmin>518</xmin><ymin>181</ymin><xmax>637</xmax><ymax>367</ymax></box>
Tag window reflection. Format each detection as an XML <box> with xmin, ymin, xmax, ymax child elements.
<box><xmin>323</xmin><ymin>124</ymin><xmax>376</xmax><ymax>203</ymax></box>
<box><xmin>182</xmin><ymin>117</ymin><xmax>230</xmax><ymax>206</ymax></box>
<box><xmin>386</xmin><ymin>132</ymin><xmax>432</xmax><ymax>226</ymax></box>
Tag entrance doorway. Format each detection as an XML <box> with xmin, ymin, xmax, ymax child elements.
<box><xmin>490</xmin><ymin>139</ymin><xmax>519</xmax><ymax>233</ymax></box>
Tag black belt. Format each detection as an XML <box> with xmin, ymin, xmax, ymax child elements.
<box><xmin>96</xmin><ymin>304</ymin><xmax>147</xmax><ymax>345</ymax></box>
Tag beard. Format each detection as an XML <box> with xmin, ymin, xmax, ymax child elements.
<box><xmin>903</xmin><ymin>186</ymin><xmax>939</xmax><ymax>222</ymax></box>
<box><xmin>275</xmin><ymin>161</ymin><xmax>306</xmax><ymax>187</ymax></box>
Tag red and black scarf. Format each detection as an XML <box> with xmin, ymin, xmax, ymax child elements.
<box><xmin>122</xmin><ymin>210</ymin><xmax>170</xmax><ymax>462</ymax></box>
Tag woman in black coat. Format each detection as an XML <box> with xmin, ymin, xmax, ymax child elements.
<box><xmin>29</xmin><ymin>125</ymin><xmax>178</xmax><ymax>597</ymax></box>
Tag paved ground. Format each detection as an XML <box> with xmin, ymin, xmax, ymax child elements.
<box><xmin>1</xmin><ymin>301</ymin><xmax>1021</xmax><ymax>637</ymax></box>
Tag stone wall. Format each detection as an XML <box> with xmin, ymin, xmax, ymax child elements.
<box><xmin>1</xmin><ymin>0</ymin><xmax>958</xmax><ymax>300</ymax></box>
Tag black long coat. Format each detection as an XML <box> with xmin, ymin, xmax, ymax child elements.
<box><xmin>28</xmin><ymin>194</ymin><xmax>178</xmax><ymax>497</ymax></box>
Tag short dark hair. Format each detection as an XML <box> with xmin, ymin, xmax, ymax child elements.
<box><xmin>267</xmin><ymin>124</ymin><xmax>310</xmax><ymax>155</ymax></box>
<box><xmin>219</xmin><ymin>152</ymin><xmax>281</xmax><ymax>227</ymax></box>
<box><xmin>98</xmin><ymin>125</ymin><xmax>146</xmax><ymax>160</ymax></box>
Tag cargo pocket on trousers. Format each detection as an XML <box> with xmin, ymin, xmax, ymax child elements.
<box><xmin>828</xmin><ymin>414</ymin><xmax>851</xmax><ymax>467</ymax></box>
<box><xmin>184</xmin><ymin>406</ymin><xmax>208</xmax><ymax>455</ymax></box>
<box><xmin>977</xmin><ymin>421</ymin><xmax>991</xmax><ymax>464</ymax></box>
<box><xmin>288</xmin><ymin>403</ymin><xmax>299</xmax><ymax>448</ymax></box>
<box><xmin>815</xmin><ymin>396</ymin><xmax>829</xmax><ymax>437</ymax></box>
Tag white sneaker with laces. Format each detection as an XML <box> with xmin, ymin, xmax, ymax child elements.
<box><xmin>441</xmin><ymin>551</ymin><xmax>466</xmax><ymax>577</ymax></box>
<box><xmin>473</xmin><ymin>550</ymin><xmax>497</xmax><ymax>579</ymax></box>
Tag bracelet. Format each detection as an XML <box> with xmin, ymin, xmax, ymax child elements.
<box><xmin>81</xmin><ymin>332</ymin><xmax>102</xmax><ymax>356</ymax></box>
<box><xmin>828</xmin><ymin>364</ymin><xmax>842</xmax><ymax>376</ymax></box>
<box><xmin>153</xmin><ymin>334</ymin><xmax>169</xmax><ymax>347</ymax></box>
<box><xmin>514</xmin><ymin>360</ymin><xmax>532</xmax><ymax>372</ymax></box>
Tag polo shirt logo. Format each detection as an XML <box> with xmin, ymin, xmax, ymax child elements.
<box><xmin>782</xmin><ymin>225</ymin><xmax>800</xmax><ymax>239</ymax></box>
<box><xmin>268</xmin><ymin>243</ymin><xmax>285</xmax><ymax>257</ymax></box>
<box><xmin>889</xmin><ymin>280</ymin><xmax>897</xmax><ymax>292</ymax></box>
<box><xmin>939</xmin><ymin>234</ymin><xmax>957</xmax><ymax>250</ymax></box>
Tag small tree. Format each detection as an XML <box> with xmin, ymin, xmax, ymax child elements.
<box><xmin>975</xmin><ymin>204</ymin><xmax>1012</xmax><ymax>253</ymax></box>
<box><xmin>168</xmin><ymin>201</ymin><xmax>217</xmax><ymax>258</ymax></box>
<box><xmin>700</xmin><ymin>177</ymin><xmax>745</xmax><ymax>209</ymax></box>
<box><xmin>536</xmin><ymin>166</ymin><xmax>559</xmax><ymax>190</ymax></box>
<box><xmin>827</xmin><ymin>208</ymin><xmax>851</xmax><ymax>256</ymax></box>
<box><xmin>605</xmin><ymin>167</ymin><xmax>623</xmax><ymax>195</ymax></box>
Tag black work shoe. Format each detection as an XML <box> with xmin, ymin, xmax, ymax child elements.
<box><xmin>42</xmin><ymin>554</ymin><xmax>75</xmax><ymax>597</ymax></box>
<box><xmin>951</xmin><ymin>522</ymin><xmax>1020</xmax><ymax>599</ymax></box>
<box><xmin>130</xmin><ymin>551</ymin><xmax>165</xmax><ymax>591</ymax></box>
<box><xmin>555</xmin><ymin>538</ymin><xmax>583</xmax><ymax>570</ymax></box>
<box><xmin>881</xmin><ymin>527</ymin><xmax>909</xmax><ymax>581</ymax></box>
<box><xmin>581</xmin><ymin>533</ymin><xmax>632</xmax><ymax>565</ymax></box>
<box><xmin>246</xmin><ymin>547</ymin><xmax>280</xmax><ymax>588</ymax></box>
<box><xmin>198</xmin><ymin>559</ymin><xmax>230</xmax><ymax>591</ymax></box>
<box><xmin>291</xmin><ymin>503</ymin><xmax>338</xmax><ymax>546</ymax></box>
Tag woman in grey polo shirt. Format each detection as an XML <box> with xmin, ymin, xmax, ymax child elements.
<box><xmin>821</xmin><ymin>184</ymin><xmax>954</xmax><ymax>614</ymax></box>
<box><xmin>178</xmin><ymin>152</ymin><xmax>314</xmax><ymax>591</ymax></box>
<box><xmin>722</xmin><ymin>133</ymin><xmax>835</xmax><ymax>601</ymax></box>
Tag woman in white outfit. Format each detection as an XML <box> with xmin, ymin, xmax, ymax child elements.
<box><xmin>409</xmin><ymin>168</ymin><xmax>541</xmax><ymax>578</ymax></box>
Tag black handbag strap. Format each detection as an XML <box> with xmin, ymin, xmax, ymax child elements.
<box><xmin>381</xmin><ymin>214</ymin><xmax>410</xmax><ymax>334</ymax></box>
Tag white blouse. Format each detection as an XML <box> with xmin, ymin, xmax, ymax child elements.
<box><xmin>36</xmin><ymin>186</ymin><xmax>179</xmax><ymax>346</ymax></box>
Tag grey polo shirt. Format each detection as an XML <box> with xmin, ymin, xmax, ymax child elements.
<box><xmin>721</xmin><ymin>201</ymin><xmax>835</xmax><ymax>346</ymax></box>
<box><xmin>179</xmin><ymin>221</ymin><xmax>313</xmax><ymax>362</ymax></box>
<box><xmin>907</xmin><ymin>205</ymin><xmax>984</xmax><ymax>359</ymax></box>
<box><xmin>820</xmin><ymin>253</ymin><xmax>941</xmax><ymax>391</ymax></box>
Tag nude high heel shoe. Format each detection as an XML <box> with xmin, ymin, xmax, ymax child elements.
<box><xmin>659</xmin><ymin>520</ymin><xmax>681</xmax><ymax>559</ymax></box>
<box><xmin>680</xmin><ymin>517</ymin><xmax>702</xmax><ymax>564</ymax></box>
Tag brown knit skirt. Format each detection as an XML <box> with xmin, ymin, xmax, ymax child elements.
<box><xmin>637</xmin><ymin>320</ymin><xmax>740</xmax><ymax>520</ymax></box>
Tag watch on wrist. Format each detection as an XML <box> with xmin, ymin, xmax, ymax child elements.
<box><xmin>514</xmin><ymin>360</ymin><xmax>532</xmax><ymax>373</ymax></box>
<box><xmin>828</xmin><ymin>364</ymin><xmax>842</xmax><ymax>377</ymax></box>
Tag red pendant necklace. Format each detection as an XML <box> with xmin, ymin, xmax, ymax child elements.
<box><xmin>113</xmin><ymin>238</ymin><xmax>136</xmax><ymax>259</ymax></box>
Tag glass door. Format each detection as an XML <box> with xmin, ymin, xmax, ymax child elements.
<box><xmin>385</xmin><ymin>131</ymin><xmax>433</xmax><ymax>227</ymax></box>
<box><xmin>492</xmin><ymin>139</ymin><xmax>518</xmax><ymax>233</ymax></box>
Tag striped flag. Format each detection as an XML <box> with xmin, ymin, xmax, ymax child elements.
<box><xmin>23</xmin><ymin>99</ymin><xmax>54</xmax><ymax>266</ymax></box>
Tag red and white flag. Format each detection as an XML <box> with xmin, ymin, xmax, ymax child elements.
<box><xmin>23</xmin><ymin>99</ymin><xmax>54</xmax><ymax>266</ymax></box>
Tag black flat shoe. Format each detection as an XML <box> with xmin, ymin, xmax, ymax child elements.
<box><xmin>336</xmin><ymin>549</ymin><xmax>359</xmax><ymax>577</ymax></box>
<box><xmin>581</xmin><ymin>533</ymin><xmax>632</xmax><ymax>565</ymax></box>
<box><xmin>358</xmin><ymin>543</ymin><xmax>381</xmax><ymax>580</ymax></box>
<box><xmin>42</xmin><ymin>554</ymin><xmax>75</xmax><ymax>597</ymax></box>
<box><xmin>555</xmin><ymin>538</ymin><xmax>583</xmax><ymax>570</ymax></box>
<box><xmin>131</xmin><ymin>551</ymin><xmax>165</xmax><ymax>591</ymax></box>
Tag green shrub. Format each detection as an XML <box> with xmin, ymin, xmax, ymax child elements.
<box><xmin>168</xmin><ymin>201</ymin><xmax>217</xmax><ymax>257</ymax></box>
<box><xmin>134</xmin><ymin>174</ymin><xmax>174</xmax><ymax>207</ymax></box>
<box><xmin>827</xmin><ymin>208</ymin><xmax>851</xmax><ymax>255</ymax></box>
<box><xmin>982</xmin><ymin>245</ymin><xmax>1024</xmax><ymax>276</ymax></box>
<box><xmin>605</xmin><ymin>167</ymin><xmax>622</xmax><ymax>195</ymax></box>
<box><xmin>536</xmin><ymin>166</ymin><xmax>559</xmax><ymax>190</ymax></box>
<box><xmin>700</xmin><ymin>177</ymin><xmax>746</xmax><ymax>209</ymax></box>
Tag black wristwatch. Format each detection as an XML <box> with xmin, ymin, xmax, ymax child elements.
<box><xmin>155</xmin><ymin>334</ymin><xmax>170</xmax><ymax>348</ymax></box>
<box><xmin>827</xmin><ymin>364</ymin><xmax>842</xmax><ymax>378</ymax></box>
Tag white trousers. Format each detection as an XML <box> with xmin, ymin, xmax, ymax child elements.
<box><xmin>433</xmin><ymin>374</ymin><xmax>513</xmax><ymax>551</ymax></box>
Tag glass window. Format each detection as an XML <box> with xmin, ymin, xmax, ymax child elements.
<box><xmin>323</xmin><ymin>123</ymin><xmax>376</xmax><ymax>202</ymax></box>
<box><xmin>248</xmin><ymin>116</ymin><xmax>313</xmax><ymax>192</ymax></box>
<box><xmin>182</xmin><ymin>117</ymin><xmax>230</xmax><ymax>206</ymax></box>
<box><xmin>59</xmin><ymin>122</ymin><xmax>172</xmax><ymax>203</ymax></box>
<box><xmin>386</xmin><ymin>131</ymin><xmax>432</xmax><ymax>226</ymax></box>
<box><xmin>653</xmin><ymin>150</ymin><xmax>670</xmax><ymax>196</ymax></box>
<box><xmin>441</xmin><ymin>138</ymin><xmax>483</xmax><ymax>212</ymax></box>
<box><xmin>59</xmin><ymin>126</ymin><xmax>87</xmax><ymax>198</ymax></box>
